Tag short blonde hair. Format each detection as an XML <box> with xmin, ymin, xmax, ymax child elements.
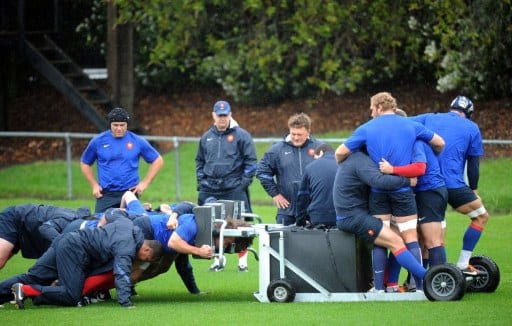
<box><xmin>371</xmin><ymin>92</ymin><xmax>397</xmax><ymax>112</ymax></box>
<box><xmin>288</xmin><ymin>113</ymin><xmax>311</xmax><ymax>130</ymax></box>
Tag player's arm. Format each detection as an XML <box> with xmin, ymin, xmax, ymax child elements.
<box><xmin>168</xmin><ymin>232</ymin><xmax>213</xmax><ymax>258</ymax></box>
<box><xmin>379</xmin><ymin>159</ymin><xmax>426</xmax><ymax>177</ymax></box>
<box><xmin>335</xmin><ymin>143</ymin><xmax>351</xmax><ymax>164</ymax></box>
<box><xmin>467</xmin><ymin>155</ymin><xmax>480</xmax><ymax>192</ymax></box>
<box><xmin>429</xmin><ymin>133</ymin><xmax>445</xmax><ymax>154</ymax></box>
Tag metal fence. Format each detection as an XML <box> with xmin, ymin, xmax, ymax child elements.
<box><xmin>1</xmin><ymin>131</ymin><xmax>511</xmax><ymax>200</ymax></box>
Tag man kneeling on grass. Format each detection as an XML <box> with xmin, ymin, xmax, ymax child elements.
<box><xmin>70</xmin><ymin>191</ymin><xmax>254</xmax><ymax>305</ymax></box>
<box><xmin>0</xmin><ymin>208</ymin><xmax>163</xmax><ymax>309</ymax></box>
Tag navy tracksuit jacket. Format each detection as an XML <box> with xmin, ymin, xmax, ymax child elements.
<box><xmin>0</xmin><ymin>212</ymin><xmax>143</xmax><ymax>307</ymax></box>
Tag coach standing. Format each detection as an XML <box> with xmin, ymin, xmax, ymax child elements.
<box><xmin>80</xmin><ymin>107</ymin><xmax>164</xmax><ymax>213</ymax></box>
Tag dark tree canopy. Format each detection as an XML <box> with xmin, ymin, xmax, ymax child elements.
<box><xmin>75</xmin><ymin>0</ymin><xmax>512</xmax><ymax>104</ymax></box>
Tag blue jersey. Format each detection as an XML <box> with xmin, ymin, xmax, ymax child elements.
<box><xmin>343</xmin><ymin>114</ymin><xmax>434</xmax><ymax>192</ymax></box>
<box><xmin>149</xmin><ymin>214</ymin><xmax>197</xmax><ymax>253</ymax></box>
<box><xmin>125</xmin><ymin>199</ymin><xmax>197</xmax><ymax>253</ymax></box>
<box><xmin>411</xmin><ymin>112</ymin><xmax>483</xmax><ymax>189</ymax></box>
<box><xmin>413</xmin><ymin>141</ymin><xmax>446</xmax><ymax>192</ymax></box>
<box><xmin>81</xmin><ymin>130</ymin><xmax>160</xmax><ymax>191</ymax></box>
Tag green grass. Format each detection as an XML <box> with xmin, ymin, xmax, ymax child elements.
<box><xmin>0</xmin><ymin>135</ymin><xmax>511</xmax><ymax>324</ymax></box>
<box><xmin>0</xmin><ymin>208</ymin><xmax>510</xmax><ymax>325</ymax></box>
<box><xmin>1</xmin><ymin>141</ymin><xmax>511</xmax><ymax>213</ymax></box>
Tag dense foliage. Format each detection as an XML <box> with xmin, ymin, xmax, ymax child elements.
<box><xmin>79</xmin><ymin>0</ymin><xmax>512</xmax><ymax>104</ymax></box>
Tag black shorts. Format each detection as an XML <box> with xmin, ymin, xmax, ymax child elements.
<box><xmin>369</xmin><ymin>189</ymin><xmax>417</xmax><ymax>217</ymax></box>
<box><xmin>415</xmin><ymin>187</ymin><xmax>448</xmax><ymax>224</ymax></box>
<box><xmin>336</xmin><ymin>214</ymin><xmax>383</xmax><ymax>243</ymax></box>
<box><xmin>447</xmin><ymin>187</ymin><xmax>478</xmax><ymax>209</ymax></box>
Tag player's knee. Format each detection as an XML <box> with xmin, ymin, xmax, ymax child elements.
<box><xmin>423</xmin><ymin>237</ymin><xmax>443</xmax><ymax>249</ymax></box>
<box><xmin>395</xmin><ymin>219</ymin><xmax>417</xmax><ymax>233</ymax></box>
<box><xmin>467</xmin><ymin>205</ymin><xmax>487</xmax><ymax>219</ymax></box>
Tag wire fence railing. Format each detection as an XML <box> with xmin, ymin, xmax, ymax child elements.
<box><xmin>1</xmin><ymin>131</ymin><xmax>511</xmax><ymax>200</ymax></box>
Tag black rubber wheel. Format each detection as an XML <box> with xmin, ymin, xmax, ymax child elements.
<box><xmin>424</xmin><ymin>263</ymin><xmax>466</xmax><ymax>301</ymax></box>
<box><xmin>467</xmin><ymin>255</ymin><xmax>500</xmax><ymax>293</ymax></box>
<box><xmin>267</xmin><ymin>279</ymin><xmax>296</xmax><ymax>303</ymax></box>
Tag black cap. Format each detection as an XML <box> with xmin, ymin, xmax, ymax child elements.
<box><xmin>107</xmin><ymin>108</ymin><xmax>130</xmax><ymax>123</ymax></box>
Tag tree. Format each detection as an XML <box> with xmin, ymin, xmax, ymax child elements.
<box><xmin>75</xmin><ymin>0</ymin><xmax>511</xmax><ymax>104</ymax></box>
<box><xmin>418</xmin><ymin>0</ymin><xmax>512</xmax><ymax>99</ymax></box>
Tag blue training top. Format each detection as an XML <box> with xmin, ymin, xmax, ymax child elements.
<box><xmin>126</xmin><ymin>199</ymin><xmax>197</xmax><ymax>253</ymax></box>
<box><xmin>413</xmin><ymin>141</ymin><xmax>446</xmax><ymax>192</ymax></box>
<box><xmin>81</xmin><ymin>130</ymin><xmax>160</xmax><ymax>191</ymax></box>
<box><xmin>343</xmin><ymin>114</ymin><xmax>434</xmax><ymax>193</ymax></box>
<box><xmin>411</xmin><ymin>112</ymin><xmax>483</xmax><ymax>189</ymax></box>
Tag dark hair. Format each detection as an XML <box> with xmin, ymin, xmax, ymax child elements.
<box><xmin>145</xmin><ymin>240</ymin><xmax>164</xmax><ymax>262</ymax></box>
<box><xmin>107</xmin><ymin>107</ymin><xmax>130</xmax><ymax>123</ymax></box>
<box><xmin>314</xmin><ymin>143</ymin><xmax>334</xmax><ymax>156</ymax></box>
<box><xmin>214</xmin><ymin>217</ymin><xmax>254</xmax><ymax>252</ymax></box>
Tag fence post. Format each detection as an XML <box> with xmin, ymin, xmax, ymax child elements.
<box><xmin>173</xmin><ymin>136</ymin><xmax>181</xmax><ymax>201</ymax></box>
<box><xmin>65</xmin><ymin>133</ymin><xmax>73</xmax><ymax>199</ymax></box>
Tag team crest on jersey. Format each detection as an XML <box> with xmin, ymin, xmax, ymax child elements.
<box><xmin>308</xmin><ymin>148</ymin><xmax>315</xmax><ymax>156</ymax></box>
<box><xmin>127</xmin><ymin>142</ymin><xmax>134</xmax><ymax>150</ymax></box>
<box><xmin>227</xmin><ymin>134</ymin><xmax>235</xmax><ymax>143</ymax></box>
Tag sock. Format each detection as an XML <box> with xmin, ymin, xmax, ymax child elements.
<box><xmin>238</xmin><ymin>249</ymin><xmax>248</xmax><ymax>268</ymax></box>
<box><xmin>462</xmin><ymin>223</ymin><xmax>483</xmax><ymax>251</ymax></box>
<box><xmin>21</xmin><ymin>284</ymin><xmax>41</xmax><ymax>297</ymax></box>
<box><xmin>406</xmin><ymin>242</ymin><xmax>423</xmax><ymax>290</ymax></box>
<box><xmin>82</xmin><ymin>272</ymin><xmax>115</xmax><ymax>296</ymax></box>
<box><xmin>393</xmin><ymin>247</ymin><xmax>426</xmax><ymax>290</ymax></box>
<box><xmin>406</xmin><ymin>241</ymin><xmax>422</xmax><ymax>263</ymax></box>
<box><xmin>428</xmin><ymin>245</ymin><xmax>447</xmax><ymax>267</ymax></box>
<box><xmin>457</xmin><ymin>223</ymin><xmax>483</xmax><ymax>268</ymax></box>
<box><xmin>372</xmin><ymin>246</ymin><xmax>388</xmax><ymax>290</ymax></box>
<box><xmin>406</xmin><ymin>272</ymin><xmax>416</xmax><ymax>288</ymax></box>
<box><xmin>386</xmin><ymin>253</ymin><xmax>401</xmax><ymax>288</ymax></box>
<box><xmin>211</xmin><ymin>256</ymin><xmax>220</xmax><ymax>267</ymax></box>
<box><xmin>457</xmin><ymin>250</ymin><xmax>473</xmax><ymax>269</ymax></box>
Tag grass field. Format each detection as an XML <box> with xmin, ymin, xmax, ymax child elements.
<box><xmin>0</xmin><ymin>141</ymin><xmax>511</xmax><ymax>324</ymax></box>
<box><xmin>0</xmin><ymin>205</ymin><xmax>510</xmax><ymax>325</ymax></box>
<box><xmin>0</xmin><ymin>142</ymin><xmax>511</xmax><ymax>213</ymax></box>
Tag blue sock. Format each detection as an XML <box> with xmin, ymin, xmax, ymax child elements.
<box><xmin>372</xmin><ymin>246</ymin><xmax>388</xmax><ymax>290</ymax></box>
<box><xmin>394</xmin><ymin>248</ymin><xmax>426</xmax><ymax>290</ymax></box>
<box><xmin>428</xmin><ymin>246</ymin><xmax>447</xmax><ymax>266</ymax></box>
<box><xmin>406</xmin><ymin>242</ymin><xmax>423</xmax><ymax>290</ymax></box>
<box><xmin>462</xmin><ymin>223</ymin><xmax>483</xmax><ymax>251</ymax></box>
<box><xmin>386</xmin><ymin>253</ymin><xmax>401</xmax><ymax>286</ymax></box>
<box><xmin>406</xmin><ymin>241</ymin><xmax>422</xmax><ymax>263</ymax></box>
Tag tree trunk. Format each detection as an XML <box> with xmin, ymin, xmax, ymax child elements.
<box><xmin>106</xmin><ymin>1</ymin><xmax>138</xmax><ymax>130</ymax></box>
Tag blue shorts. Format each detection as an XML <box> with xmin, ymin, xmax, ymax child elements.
<box><xmin>369</xmin><ymin>189</ymin><xmax>417</xmax><ymax>217</ymax></box>
<box><xmin>415</xmin><ymin>187</ymin><xmax>448</xmax><ymax>224</ymax></box>
<box><xmin>447</xmin><ymin>187</ymin><xmax>478</xmax><ymax>209</ymax></box>
<box><xmin>336</xmin><ymin>214</ymin><xmax>383</xmax><ymax>243</ymax></box>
